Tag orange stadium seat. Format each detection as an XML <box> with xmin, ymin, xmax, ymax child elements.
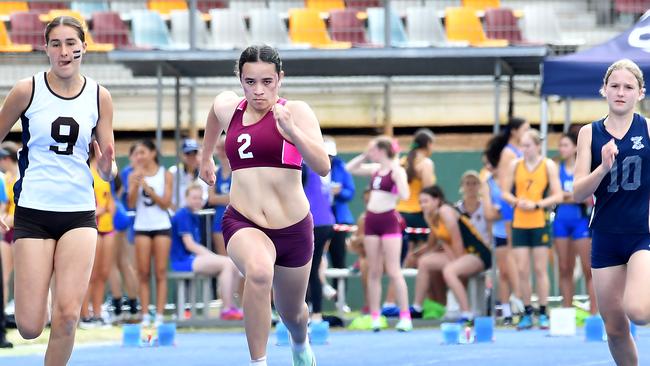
<box><xmin>305</xmin><ymin>0</ymin><xmax>345</xmax><ymax>12</ymax></box>
<box><xmin>28</xmin><ymin>1</ymin><xmax>68</xmax><ymax>14</ymax></box>
<box><xmin>445</xmin><ymin>7</ymin><xmax>508</xmax><ymax>47</ymax></box>
<box><xmin>92</xmin><ymin>11</ymin><xmax>134</xmax><ymax>49</ymax></box>
<box><xmin>462</xmin><ymin>0</ymin><xmax>500</xmax><ymax>11</ymax></box>
<box><xmin>41</xmin><ymin>10</ymin><xmax>114</xmax><ymax>51</ymax></box>
<box><xmin>9</xmin><ymin>11</ymin><xmax>45</xmax><ymax>50</ymax></box>
<box><xmin>148</xmin><ymin>0</ymin><xmax>187</xmax><ymax>15</ymax></box>
<box><xmin>0</xmin><ymin>2</ymin><xmax>29</xmax><ymax>17</ymax></box>
<box><xmin>329</xmin><ymin>8</ymin><xmax>370</xmax><ymax>46</ymax></box>
<box><xmin>289</xmin><ymin>8</ymin><xmax>351</xmax><ymax>49</ymax></box>
<box><xmin>0</xmin><ymin>20</ymin><xmax>32</xmax><ymax>52</ymax></box>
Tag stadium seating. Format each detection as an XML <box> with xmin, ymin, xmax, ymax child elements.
<box><xmin>9</xmin><ymin>11</ymin><xmax>45</xmax><ymax>50</ymax></box>
<box><xmin>614</xmin><ymin>0</ymin><xmax>650</xmax><ymax>14</ymax></box>
<box><xmin>0</xmin><ymin>20</ymin><xmax>32</xmax><ymax>52</ymax></box>
<box><xmin>228</xmin><ymin>0</ymin><xmax>267</xmax><ymax>17</ymax></box>
<box><xmin>268</xmin><ymin>0</ymin><xmax>303</xmax><ymax>12</ymax></box>
<box><xmin>208</xmin><ymin>9</ymin><xmax>248</xmax><ymax>49</ymax></box>
<box><xmin>367</xmin><ymin>7</ymin><xmax>409</xmax><ymax>47</ymax></box>
<box><xmin>70</xmin><ymin>1</ymin><xmax>108</xmax><ymax>18</ymax></box>
<box><xmin>249</xmin><ymin>8</ymin><xmax>294</xmax><ymax>48</ymax></box>
<box><xmin>131</xmin><ymin>9</ymin><xmax>174</xmax><ymax>49</ymax></box>
<box><xmin>40</xmin><ymin>10</ymin><xmax>114</xmax><ymax>51</ymax></box>
<box><xmin>329</xmin><ymin>8</ymin><xmax>372</xmax><ymax>46</ymax></box>
<box><xmin>305</xmin><ymin>0</ymin><xmax>345</xmax><ymax>12</ymax></box>
<box><xmin>344</xmin><ymin>0</ymin><xmax>382</xmax><ymax>10</ymax></box>
<box><xmin>405</xmin><ymin>6</ymin><xmax>451</xmax><ymax>47</ymax></box>
<box><xmin>484</xmin><ymin>7</ymin><xmax>526</xmax><ymax>45</ymax></box>
<box><xmin>445</xmin><ymin>7</ymin><xmax>508</xmax><ymax>47</ymax></box>
<box><xmin>170</xmin><ymin>9</ymin><xmax>211</xmax><ymax>49</ymax></box>
<box><xmin>521</xmin><ymin>4</ymin><xmax>583</xmax><ymax>50</ymax></box>
<box><xmin>28</xmin><ymin>1</ymin><xmax>69</xmax><ymax>14</ymax></box>
<box><xmin>92</xmin><ymin>11</ymin><xmax>134</xmax><ymax>49</ymax></box>
<box><xmin>0</xmin><ymin>2</ymin><xmax>29</xmax><ymax>17</ymax></box>
<box><xmin>289</xmin><ymin>8</ymin><xmax>351</xmax><ymax>48</ymax></box>
<box><xmin>462</xmin><ymin>0</ymin><xmax>500</xmax><ymax>11</ymax></box>
<box><xmin>148</xmin><ymin>0</ymin><xmax>187</xmax><ymax>15</ymax></box>
<box><xmin>196</xmin><ymin>0</ymin><xmax>227</xmax><ymax>13</ymax></box>
<box><xmin>110</xmin><ymin>1</ymin><xmax>147</xmax><ymax>14</ymax></box>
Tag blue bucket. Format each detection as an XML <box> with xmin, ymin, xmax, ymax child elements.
<box><xmin>585</xmin><ymin>315</ymin><xmax>605</xmax><ymax>342</ymax></box>
<box><xmin>474</xmin><ymin>316</ymin><xmax>494</xmax><ymax>343</ymax></box>
<box><xmin>158</xmin><ymin>323</ymin><xmax>176</xmax><ymax>346</ymax></box>
<box><xmin>122</xmin><ymin>324</ymin><xmax>142</xmax><ymax>347</ymax></box>
<box><xmin>310</xmin><ymin>321</ymin><xmax>330</xmax><ymax>345</ymax></box>
<box><xmin>276</xmin><ymin>322</ymin><xmax>290</xmax><ymax>346</ymax></box>
<box><xmin>441</xmin><ymin>322</ymin><xmax>461</xmax><ymax>345</ymax></box>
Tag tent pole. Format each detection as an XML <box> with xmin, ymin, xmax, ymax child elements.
<box><xmin>564</xmin><ymin>97</ymin><xmax>572</xmax><ymax>133</ymax></box>
<box><xmin>541</xmin><ymin>97</ymin><xmax>549</xmax><ymax>157</ymax></box>
<box><xmin>508</xmin><ymin>74</ymin><xmax>514</xmax><ymax>119</ymax></box>
<box><xmin>156</xmin><ymin>63</ymin><xmax>163</xmax><ymax>152</ymax></box>
<box><xmin>494</xmin><ymin>61</ymin><xmax>502</xmax><ymax>134</ymax></box>
<box><xmin>175</xmin><ymin>75</ymin><xmax>182</xmax><ymax>209</ymax></box>
<box><xmin>383</xmin><ymin>77</ymin><xmax>393</xmax><ymax>136</ymax></box>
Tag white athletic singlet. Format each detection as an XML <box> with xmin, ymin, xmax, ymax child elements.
<box><xmin>16</xmin><ymin>72</ymin><xmax>98</xmax><ymax>212</ymax></box>
<box><xmin>133</xmin><ymin>166</ymin><xmax>171</xmax><ymax>231</ymax></box>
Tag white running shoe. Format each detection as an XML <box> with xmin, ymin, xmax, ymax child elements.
<box><xmin>395</xmin><ymin>318</ymin><xmax>413</xmax><ymax>332</ymax></box>
<box><xmin>510</xmin><ymin>294</ymin><xmax>525</xmax><ymax>315</ymax></box>
<box><xmin>322</xmin><ymin>284</ymin><xmax>337</xmax><ymax>300</ymax></box>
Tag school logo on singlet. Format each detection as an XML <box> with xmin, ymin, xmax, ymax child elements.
<box><xmin>631</xmin><ymin>136</ymin><xmax>644</xmax><ymax>150</ymax></box>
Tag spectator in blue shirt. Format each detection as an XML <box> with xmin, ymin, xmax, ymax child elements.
<box><xmin>171</xmin><ymin>183</ymin><xmax>243</xmax><ymax>320</ymax></box>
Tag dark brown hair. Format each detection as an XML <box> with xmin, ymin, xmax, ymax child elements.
<box><xmin>45</xmin><ymin>16</ymin><xmax>85</xmax><ymax>44</ymax></box>
<box><xmin>406</xmin><ymin>128</ymin><xmax>434</xmax><ymax>183</ymax></box>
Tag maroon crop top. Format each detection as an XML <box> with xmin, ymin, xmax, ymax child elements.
<box><xmin>225</xmin><ymin>98</ymin><xmax>303</xmax><ymax>172</ymax></box>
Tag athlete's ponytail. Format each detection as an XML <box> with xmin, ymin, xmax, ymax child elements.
<box><xmin>406</xmin><ymin>129</ymin><xmax>434</xmax><ymax>183</ymax></box>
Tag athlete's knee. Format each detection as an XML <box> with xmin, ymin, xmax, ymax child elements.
<box><xmin>279</xmin><ymin>303</ymin><xmax>308</xmax><ymax>326</ymax></box>
<box><xmin>17</xmin><ymin>320</ymin><xmax>45</xmax><ymax>340</ymax></box>
<box><xmin>52</xmin><ymin>301</ymin><xmax>82</xmax><ymax>334</ymax></box>
<box><xmin>604</xmin><ymin>318</ymin><xmax>632</xmax><ymax>339</ymax></box>
<box><xmin>245</xmin><ymin>263</ymin><xmax>273</xmax><ymax>289</ymax></box>
<box><xmin>624</xmin><ymin>303</ymin><xmax>650</xmax><ymax>326</ymax></box>
<box><xmin>137</xmin><ymin>270</ymin><xmax>150</xmax><ymax>282</ymax></box>
<box><xmin>154</xmin><ymin>267</ymin><xmax>167</xmax><ymax>280</ymax></box>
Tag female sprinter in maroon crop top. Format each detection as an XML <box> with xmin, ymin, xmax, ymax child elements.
<box><xmin>347</xmin><ymin>136</ymin><xmax>412</xmax><ymax>332</ymax></box>
<box><xmin>199</xmin><ymin>45</ymin><xmax>329</xmax><ymax>366</ymax></box>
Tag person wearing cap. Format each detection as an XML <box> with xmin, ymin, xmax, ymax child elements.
<box><xmin>169</xmin><ymin>138</ymin><xmax>209</xmax><ymax>211</ymax></box>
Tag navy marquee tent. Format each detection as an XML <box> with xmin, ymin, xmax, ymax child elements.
<box><xmin>542</xmin><ymin>12</ymin><xmax>650</xmax><ymax>98</ymax></box>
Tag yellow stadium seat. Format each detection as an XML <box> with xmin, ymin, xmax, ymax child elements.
<box><xmin>445</xmin><ymin>7</ymin><xmax>508</xmax><ymax>47</ymax></box>
<box><xmin>41</xmin><ymin>10</ymin><xmax>114</xmax><ymax>51</ymax></box>
<box><xmin>0</xmin><ymin>20</ymin><xmax>32</xmax><ymax>52</ymax></box>
<box><xmin>305</xmin><ymin>0</ymin><xmax>345</xmax><ymax>12</ymax></box>
<box><xmin>462</xmin><ymin>0</ymin><xmax>500</xmax><ymax>11</ymax></box>
<box><xmin>0</xmin><ymin>2</ymin><xmax>29</xmax><ymax>17</ymax></box>
<box><xmin>148</xmin><ymin>0</ymin><xmax>187</xmax><ymax>15</ymax></box>
<box><xmin>289</xmin><ymin>8</ymin><xmax>351</xmax><ymax>49</ymax></box>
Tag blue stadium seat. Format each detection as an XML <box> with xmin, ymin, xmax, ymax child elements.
<box><xmin>367</xmin><ymin>7</ymin><xmax>409</xmax><ymax>47</ymax></box>
<box><xmin>71</xmin><ymin>1</ymin><xmax>108</xmax><ymax>18</ymax></box>
<box><xmin>131</xmin><ymin>9</ymin><xmax>175</xmax><ymax>49</ymax></box>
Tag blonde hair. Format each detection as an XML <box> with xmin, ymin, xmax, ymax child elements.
<box><xmin>184</xmin><ymin>182</ymin><xmax>203</xmax><ymax>197</ymax></box>
<box><xmin>602</xmin><ymin>59</ymin><xmax>645</xmax><ymax>90</ymax></box>
<box><xmin>522</xmin><ymin>129</ymin><xmax>542</xmax><ymax>146</ymax></box>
